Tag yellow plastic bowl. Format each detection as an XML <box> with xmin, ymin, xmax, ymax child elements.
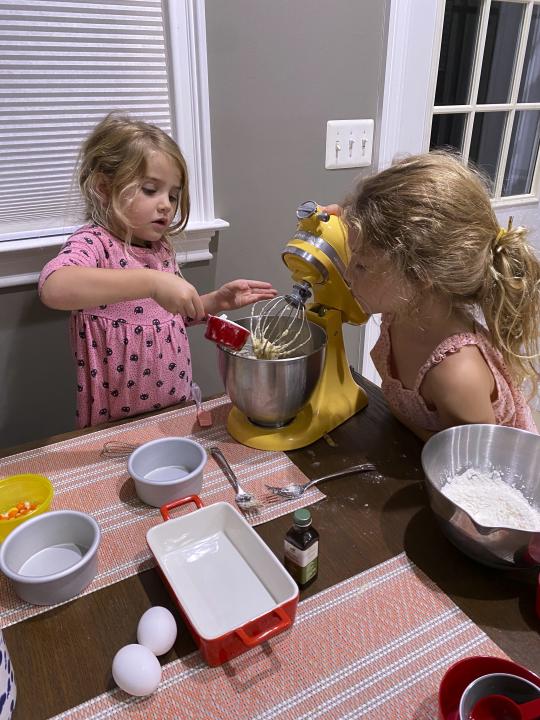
<box><xmin>0</xmin><ymin>473</ymin><xmax>54</xmax><ymax>541</ymax></box>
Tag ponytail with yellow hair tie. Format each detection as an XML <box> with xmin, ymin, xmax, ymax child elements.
<box><xmin>492</xmin><ymin>216</ymin><xmax>513</xmax><ymax>253</ymax></box>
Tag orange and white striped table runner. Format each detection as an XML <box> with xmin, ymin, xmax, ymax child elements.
<box><xmin>0</xmin><ymin>397</ymin><xmax>323</xmax><ymax>627</ymax></box>
<box><xmin>51</xmin><ymin>553</ymin><xmax>508</xmax><ymax>720</ymax></box>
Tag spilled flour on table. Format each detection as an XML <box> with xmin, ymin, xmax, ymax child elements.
<box><xmin>441</xmin><ymin>468</ymin><xmax>540</xmax><ymax>531</ymax></box>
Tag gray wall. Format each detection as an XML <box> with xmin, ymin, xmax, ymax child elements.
<box><xmin>199</xmin><ymin>0</ymin><xmax>388</xmax><ymax>392</ymax></box>
<box><xmin>0</xmin><ymin>285</ymin><xmax>74</xmax><ymax>447</ymax></box>
<box><xmin>0</xmin><ymin>0</ymin><xmax>388</xmax><ymax>449</ymax></box>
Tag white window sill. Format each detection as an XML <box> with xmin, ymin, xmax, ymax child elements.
<box><xmin>0</xmin><ymin>218</ymin><xmax>229</xmax><ymax>289</ymax></box>
<box><xmin>491</xmin><ymin>194</ymin><xmax>539</xmax><ymax>209</ymax></box>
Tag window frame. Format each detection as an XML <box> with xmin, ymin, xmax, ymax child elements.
<box><xmin>432</xmin><ymin>0</ymin><xmax>540</xmax><ymax>206</ymax></box>
<box><xmin>0</xmin><ymin>0</ymin><xmax>228</xmax><ymax>289</ymax></box>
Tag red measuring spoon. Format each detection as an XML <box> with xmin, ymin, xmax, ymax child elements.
<box><xmin>470</xmin><ymin>694</ymin><xmax>540</xmax><ymax>720</ymax></box>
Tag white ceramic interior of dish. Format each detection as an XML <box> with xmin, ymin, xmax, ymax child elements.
<box><xmin>147</xmin><ymin>502</ymin><xmax>297</xmax><ymax>639</ymax></box>
<box><xmin>128</xmin><ymin>437</ymin><xmax>206</xmax><ymax>507</ymax></box>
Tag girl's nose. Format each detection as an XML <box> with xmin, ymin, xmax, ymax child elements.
<box><xmin>158</xmin><ymin>194</ymin><xmax>171</xmax><ymax>212</ymax></box>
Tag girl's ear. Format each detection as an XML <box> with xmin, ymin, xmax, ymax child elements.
<box><xmin>94</xmin><ymin>173</ymin><xmax>110</xmax><ymax>205</ymax></box>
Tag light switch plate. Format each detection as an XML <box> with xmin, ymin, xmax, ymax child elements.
<box><xmin>325</xmin><ymin>119</ymin><xmax>374</xmax><ymax>169</ymax></box>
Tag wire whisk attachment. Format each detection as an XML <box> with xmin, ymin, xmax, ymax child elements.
<box><xmin>100</xmin><ymin>441</ymin><xmax>139</xmax><ymax>457</ymax></box>
<box><xmin>249</xmin><ymin>283</ymin><xmax>312</xmax><ymax>359</ymax></box>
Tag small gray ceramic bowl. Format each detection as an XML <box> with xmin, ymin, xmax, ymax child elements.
<box><xmin>128</xmin><ymin>436</ymin><xmax>207</xmax><ymax>507</ymax></box>
<box><xmin>0</xmin><ymin>510</ymin><xmax>101</xmax><ymax>606</ymax></box>
<box><xmin>459</xmin><ymin>672</ymin><xmax>540</xmax><ymax>719</ymax></box>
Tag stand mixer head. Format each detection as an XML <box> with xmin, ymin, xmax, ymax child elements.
<box><xmin>282</xmin><ymin>200</ymin><xmax>368</xmax><ymax>325</ymax></box>
<box><xmin>223</xmin><ymin>200</ymin><xmax>370</xmax><ymax>451</ymax></box>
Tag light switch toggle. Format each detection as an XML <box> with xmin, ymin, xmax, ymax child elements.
<box><xmin>325</xmin><ymin>119</ymin><xmax>374</xmax><ymax>169</ymax></box>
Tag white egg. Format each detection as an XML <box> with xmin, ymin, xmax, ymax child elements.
<box><xmin>137</xmin><ymin>606</ymin><xmax>178</xmax><ymax>656</ymax></box>
<box><xmin>112</xmin><ymin>644</ymin><xmax>161</xmax><ymax>696</ymax></box>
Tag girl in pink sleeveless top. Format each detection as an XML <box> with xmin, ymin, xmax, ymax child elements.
<box><xmin>371</xmin><ymin>315</ymin><xmax>537</xmax><ymax>436</ymax></box>
<box><xmin>338</xmin><ymin>152</ymin><xmax>540</xmax><ymax>440</ymax></box>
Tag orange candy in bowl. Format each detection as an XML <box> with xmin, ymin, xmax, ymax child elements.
<box><xmin>0</xmin><ymin>473</ymin><xmax>54</xmax><ymax>541</ymax></box>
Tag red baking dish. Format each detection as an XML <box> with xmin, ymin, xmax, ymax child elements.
<box><xmin>146</xmin><ymin>496</ymin><xmax>299</xmax><ymax>666</ymax></box>
<box><xmin>204</xmin><ymin>315</ymin><xmax>250</xmax><ymax>351</ymax></box>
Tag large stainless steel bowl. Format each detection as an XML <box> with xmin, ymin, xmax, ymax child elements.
<box><xmin>217</xmin><ymin>317</ymin><xmax>326</xmax><ymax>427</ymax></box>
<box><xmin>421</xmin><ymin>424</ymin><xmax>540</xmax><ymax>568</ymax></box>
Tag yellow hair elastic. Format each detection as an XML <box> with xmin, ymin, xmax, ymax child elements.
<box><xmin>493</xmin><ymin>216</ymin><xmax>513</xmax><ymax>253</ymax></box>
<box><xmin>494</xmin><ymin>228</ymin><xmax>506</xmax><ymax>253</ymax></box>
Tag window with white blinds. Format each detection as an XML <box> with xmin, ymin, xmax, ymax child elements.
<box><xmin>0</xmin><ymin>0</ymin><xmax>226</xmax><ymax>285</ymax></box>
<box><xmin>1</xmin><ymin>0</ymin><xmax>175</xmax><ymax>239</ymax></box>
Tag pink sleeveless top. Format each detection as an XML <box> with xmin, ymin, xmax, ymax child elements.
<box><xmin>371</xmin><ymin>314</ymin><xmax>537</xmax><ymax>434</ymax></box>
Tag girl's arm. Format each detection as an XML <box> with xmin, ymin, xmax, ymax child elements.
<box><xmin>388</xmin><ymin>406</ymin><xmax>434</xmax><ymax>442</ymax></box>
<box><xmin>40</xmin><ymin>266</ymin><xmax>206</xmax><ymax>319</ymax></box>
<box><xmin>421</xmin><ymin>346</ymin><xmax>497</xmax><ymax>427</ymax></box>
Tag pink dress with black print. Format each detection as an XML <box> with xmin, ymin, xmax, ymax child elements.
<box><xmin>371</xmin><ymin>313</ymin><xmax>537</xmax><ymax>434</ymax></box>
<box><xmin>38</xmin><ymin>224</ymin><xmax>192</xmax><ymax>428</ymax></box>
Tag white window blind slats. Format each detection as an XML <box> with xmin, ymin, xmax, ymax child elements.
<box><xmin>3</xmin><ymin>145</ymin><xmax>79</xmax><ymax>155</ymax></box>
<box><xmin>5</xmin><ymin>13</ymin><xmax>161</xmax><ymax>23</ymax></box>
<box><xmin>4</xmin><ymin>13</ymin><xmax>163</xmax><ymax>22</ymax></box>
<box><xmin>0</xmin><ymin>0</ymin><xmax>174</xmax><ymax>238</ymax></box>
<box><xmin>1</xmin><ymin>3</ymin><xmax>162</xmax><ymax>15</ymax></box>
<box><xmin>2</xmin><ymin>98</ymin><xmax>170</xmax><ymax>107</ymax></box>
<box><xmin>1</xmin><ymin>163</ymin><xmax>78</xmax><ymax>174</ymax></box>
<box><xmin>0</xmin><ymin>116</ymin><xmax>172</xmax><ymax>131</ymax></box>
<box><xmin>2</xmin><ymin>181</ymin><xmax>75</xmax><ymax>191</ymax></box>
<box><xmin>3</xmin><ymin>71</ymin><xmax>168</xmax><ymax>77</ymax></box>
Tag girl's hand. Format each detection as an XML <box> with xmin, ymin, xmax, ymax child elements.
<box><xmin>203</xmin><ymin>280</ymin><xmax>277</xmax><ymax>314</ymax></box>
<box><xmin>152</xmin><ymin>271</ymin><xmax>206</xmax><ymax>320</ymax></box>
<box><xmin>320</xmin><ymin>204</ymin><xmax>343</xmax><ymax>216</ymax></box>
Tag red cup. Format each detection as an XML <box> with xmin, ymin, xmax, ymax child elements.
<box><xmin>204</xmin><ymin>315</ymin><xmax>250</xmax><ymax>351</ymax></box>
<box><xmin>438</xmin><ymin>655</ymin><xmax>540</xmax><ymax>720</ymax></box>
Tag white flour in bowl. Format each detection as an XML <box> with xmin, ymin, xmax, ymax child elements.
<box><xmin>441</xmin><ymin>468</ymin><xmax>540</xmax><ymax>531</ymax></box>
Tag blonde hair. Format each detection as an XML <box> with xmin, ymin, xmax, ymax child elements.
<box><xmin>77</xmin><ymin>112</ymin><xmax>190</xmax><ymax>248</ymax></box>
<box><xmin>344</xmin><ymin>150</ymin><xmax>540</xmax><ymax>387</ymax></box>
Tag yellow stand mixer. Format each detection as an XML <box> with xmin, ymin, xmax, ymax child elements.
<box><xmin>226</xmin><ymin>200</ymin><xmax>370</xmax><ymax>451</ymax></box>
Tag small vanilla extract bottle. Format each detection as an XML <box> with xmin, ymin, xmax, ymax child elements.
<box><xmin>284</xmin><ymin>508</ymin><xmax>319</xmax><ymax>588</ymax></box>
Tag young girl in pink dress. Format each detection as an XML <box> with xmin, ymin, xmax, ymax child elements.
<box><xmin>39</xmin><ymin>113</ymin><xmax>275</xmax><ymax>428</ymax></box>
<box><xmin>328</xmin><ymin>151</ymin><xmax>539</xmax><ymax>440</ymax></box>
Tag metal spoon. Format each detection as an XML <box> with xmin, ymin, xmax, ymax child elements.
<box><xmin>265</xmin><ymin>463</ymin><xmax>376</xmax><ymax>499</ymax></box>
<box><xmin>209</xmin><ymin>447</ymin><xmax>260</xmax><ymax>513</ymax></box>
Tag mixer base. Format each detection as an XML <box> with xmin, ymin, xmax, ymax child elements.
<box><xmin>226</xmin><ymin>385</ymin><xmax>368</xmax><ymax>451</ymax></box>
<box><xmin>247</xmin><ymin>417</ymin><xmax>294</xmax><ymax>429</ymax></box>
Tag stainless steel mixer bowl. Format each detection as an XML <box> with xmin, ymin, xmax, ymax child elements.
<box><xmin>217</xmin><ymin>317</ymin><xmax>326</xmax><ymax>428</ymax></box>
<box><xmin>421</xmin><ymin>424</ymin><xmax>540</xmax><ymax>568</ymax></box>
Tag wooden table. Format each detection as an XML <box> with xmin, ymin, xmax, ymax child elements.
<box><xmin>2</xmin><ymin>376</ymin><xmax>539</xmax><ymax>719</ymax></box>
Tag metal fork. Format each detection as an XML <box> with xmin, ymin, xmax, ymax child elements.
<box><xmin>209</xmin><ymin>447</ymin><xmax>260</xmax><ymax>514</ymax></box>
<box><xmin>265</xmin><ymin>463</ymin><xmax>376</xmax><ymax>499</ymax></box>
